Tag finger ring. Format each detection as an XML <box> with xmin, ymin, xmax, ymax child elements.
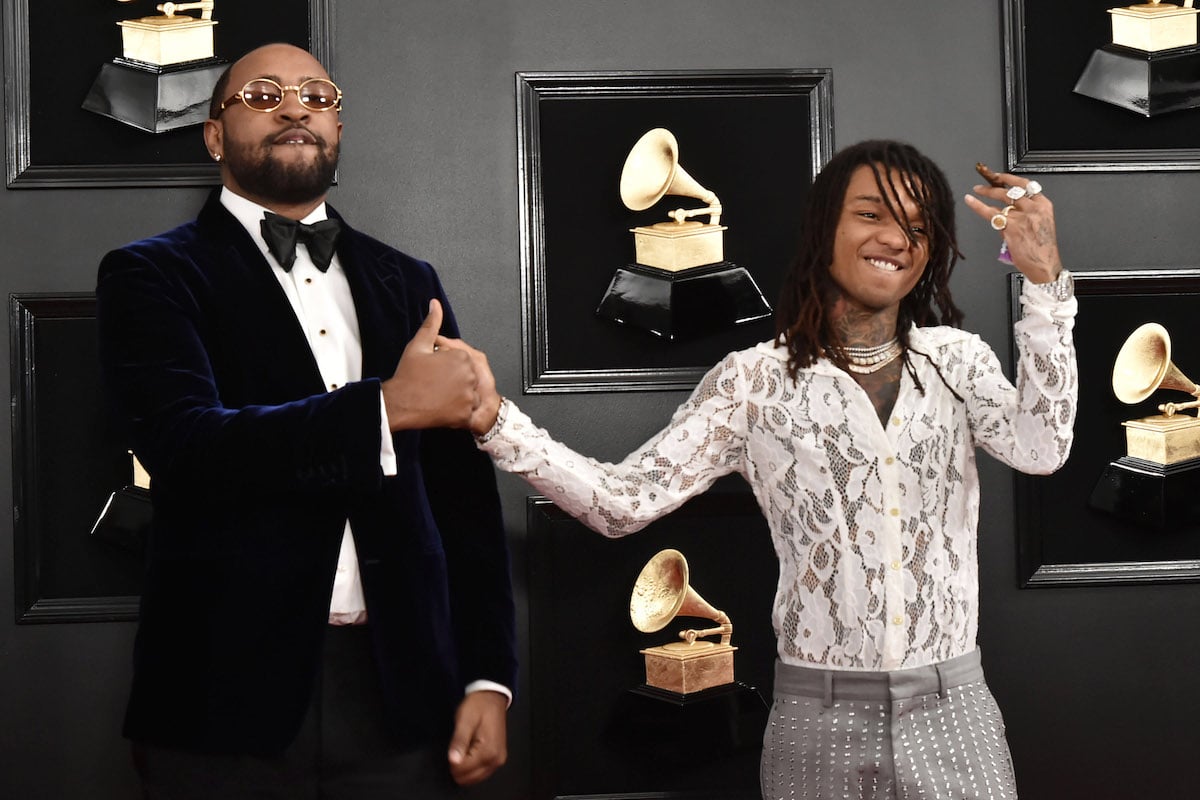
<box><xmin>1002</xmin><ymin>205</ymin><xmax>1016</xmax><ymax>215</ymax></box>
<box><xmin>990</xmin><ymin>212</ymin><xmax>1008</xmax><ymax>231</ymax></box>
<box><xmin>1025</xmin><ymin>180</ymin><xmax>1043</xmax><ymax>198</ymax></box>
<box><xmin>1005</xmin><ymin>185</ymin><xmax>1027</xmax><ymax>202</ymax></box>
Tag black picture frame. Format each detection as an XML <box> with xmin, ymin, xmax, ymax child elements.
<box><xmin>1009</xmin><ymin>269</ymin><xmax>1200</xmax><ymax>587</ymax></box>
<box><xmin>516</xmin><ymin>69</ymin><xmax>833</xmax><ymax>393</ymax></box>
<box><xmin>10</xmin><ymin>293</ymin><xmax>144</xmax><ymax>623</ymax></box>
<box><xmin>1002</xmin><ymin>0</ymin><xmax>1200</xmax><ymax>172</ymax></box>
<box><xmin>527</xmin><ymin>493</ymin><xmax>776</xmax><ymax>800</ymax></box>
<box><xmin>3</xmin><ymin>0</ymin><xmax>334</xmax><ymax>188</ymax></box>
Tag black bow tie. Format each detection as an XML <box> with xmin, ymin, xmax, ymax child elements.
<box><xmin>260</xmin><ymin>212</ymin><xmax>342</xmax><ymax>272</ymax></box>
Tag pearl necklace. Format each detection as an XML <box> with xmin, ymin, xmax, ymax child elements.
<box><xmin>839</xmin><ymin>338</ymin><xmax>902</xmax><ymax>374</ymax></box>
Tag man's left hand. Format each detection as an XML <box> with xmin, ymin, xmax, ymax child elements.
<box><xmin>447</xmin><ymin>690</ymin><xmax>508</xmax><ymax>786</ymax></box>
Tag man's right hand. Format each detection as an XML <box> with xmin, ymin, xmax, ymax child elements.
<box><xmin>382</xmin><ymin>299</ymin><xmax>479</xmax><ymax>431</ymax></box>
<box><xmin>432</xmin><ymin>336</ymin><xmax>502</xmax><ymax>437</ymax></box>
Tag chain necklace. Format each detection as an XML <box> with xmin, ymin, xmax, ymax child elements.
<box><xmin>837</xmin><ymin>338</ymin><xmax>903</xmax><ymax>374</ymax></box>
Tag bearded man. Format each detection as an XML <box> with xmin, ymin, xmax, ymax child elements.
<box><xmin>96</xmin><ymin>43</ymin><xmax>516</xmax><ymax>800</ymax></box>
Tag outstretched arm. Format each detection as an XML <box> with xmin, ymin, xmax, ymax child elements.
<box><xmin>437</xmin><ymin>338</ymin><xmax>748</xmax><ymax>537</ymax></box>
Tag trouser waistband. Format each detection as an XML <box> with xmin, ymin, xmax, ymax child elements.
<box><xmin>774</xmin><ymin>649</ymin><xmax>984</xmax><ymax>707</ymax></box>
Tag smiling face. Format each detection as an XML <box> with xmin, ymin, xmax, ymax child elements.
<box><xmin>203</xmin><ymin>44</ymin><xmax>342</xmax><ymax>215</ymax></box>
<box><xmin>827</xmin><ymin>163</ymin><xmax>931</xmax><ymax>319</ymax></box>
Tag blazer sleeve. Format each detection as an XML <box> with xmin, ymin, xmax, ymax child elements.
<box><xmin>97</xmin><ymin>244</ymin><xmax>385</xmax><ymax>497</ymax></box>
<box><xmin>416</xmin><ymin>292</ymin><xmax>517</xmax><ymax>694</ymax></box>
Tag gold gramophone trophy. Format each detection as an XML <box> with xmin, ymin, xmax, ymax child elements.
<box><xmin>1090</xmin><ymin>322</ymin><xmax>1200</xmax><ymax>526</ymax></box>
<box><xmin>629</xmin><ymin>548</ymin><xmax>736</xmax><ymax>695</ymax></box>
<box><xmin>595</xmin><ymin>128</ymin><xmax>772</xmax><ymax>340</ymax></box>
<box><xmin>82</xmin><ymin>1</ymin><xmax>227</xmax><ymax>133</ymax></box>
<box><xmin>1074</xmin><ymin>1</ymin><xmax>1200</xmax><ymax>116</ymax></box>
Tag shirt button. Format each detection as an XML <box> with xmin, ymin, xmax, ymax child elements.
<box><xmin>305</xmin><ymin>278</ymin><xmax>313</xmax><ymax>284</ymax></box>
<box><xmin>891</xmin><ymin>560</ymin><xmax>901</xmax><ymax>570</ymax></box>
<box><xmin>885</xmin><ymin>456</ymin><xmax>895</xmax><ymax>465</ymax></box>
<box><xmin>892</xmin><ymin>615</ymin><xmax>904</xmax><ymax>626</ymax></box>
<box><xmin>319</xmin><ymin>329</ymin><xmax>327</xmax><ymax>336</ymax></box>
<box><xmin>891</xmin><ymin>416</ymin><xmax>902</xmax><ymax>427</ymax></box>
<box><xmin>890</xmin><ymin>508</ymin><xmax>900</xmax><ymax>517</ymax></box>
<box><xmin>330</xmin><ymin>383</ymin><xmax>338</xmax><ymax>390</ymax></box>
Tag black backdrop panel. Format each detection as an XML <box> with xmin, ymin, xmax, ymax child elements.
<box><xmin>527</xmin><ymin>492</ymin><xmax>777</xmax><ymax>800</ymax></box>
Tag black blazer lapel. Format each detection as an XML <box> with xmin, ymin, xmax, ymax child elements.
<box><xmin>194</xmin><ymin>191</ymin><xmax>328</xmax><ymax>401</ymax></box>
<box><xmin>331</xmin><ymin>213</ymin><xmax>414</xmax><ymax>384</ymax></box>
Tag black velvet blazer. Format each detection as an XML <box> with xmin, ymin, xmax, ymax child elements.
<box><xmin>97</xmin><ymin>190</ymin><xmax>516</xmax><ymax>756</ymax></box>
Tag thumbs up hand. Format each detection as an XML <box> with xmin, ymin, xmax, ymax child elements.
<box><xmin>382</xmin><ymin>299</ymin><xmax>481</xmax><ymax>431</ymax></box>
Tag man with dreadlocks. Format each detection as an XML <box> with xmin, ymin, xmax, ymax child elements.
<box><xmin>440</xmin><ymin>140</ymin><xmax>1076</xmax><ymax>799</ymax></box>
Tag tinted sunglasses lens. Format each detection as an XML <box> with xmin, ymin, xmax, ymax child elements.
<box><xmin>299</xmin><ymin>80</ymin><xmax>339</xmax><ymax>111</ymax></box>
<box><xmin>241</xmin><ymin>80</ymin><xmax>284</xmax><ymax>111</ymax></box>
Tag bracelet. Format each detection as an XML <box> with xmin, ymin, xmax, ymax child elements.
<box><xmin>475</xmin><ymin>397</ymin><xmax>509</xmax><ymax>444</ymax></box>
<box><xmin>1033</xmin><ymin>269</ymin><xmax>1074</xmax><ymax>302</ymax></box>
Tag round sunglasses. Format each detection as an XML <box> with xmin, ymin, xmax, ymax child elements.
<box><xmin>217</xmin><ymin>77</ymin><xmax>343</xmax><ymax>116</ymax></box>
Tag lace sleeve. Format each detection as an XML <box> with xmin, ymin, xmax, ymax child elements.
<box><xmin>961</xmin><ymin>277</ymin><xmax>1078</xmax><ymax>474</ymax></box>
<box><xmin>480</xmin><ymin>353</ymin><xmax>748</xmax><ymax>537</ymax></box>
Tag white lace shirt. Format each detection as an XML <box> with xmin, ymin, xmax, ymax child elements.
<box><xmin>481</xmin><ymin>281</ymin><xmax>1077</xmax><ymax>671</ymax></box>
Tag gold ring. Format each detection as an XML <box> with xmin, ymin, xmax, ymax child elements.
<box><xmin>990</xmin><ymin>212</ymin><xmax>1008</xmax><ymax>231</ymax></box>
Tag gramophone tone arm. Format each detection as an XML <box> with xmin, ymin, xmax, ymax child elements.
<box><xmin>668</xmin><ymin>204</ymin><xmax>723</xmax><ymax>226</ymax></box>
<box><xmin>667</xmin><ymin>190</ymin><xmax>722</xmax><ymax>227</ymax></box>
<box><xmin>1158</xmin><ymin>399</ymin><xmax>1200</xmax><ymax>417</ymax></box>
<box><xmin>678</xmin><ymin>609</ymin><xmax>732</xmax><ymax>646</ymax></box>
<box><xmin>156</xmin><ymin>1</ymin><xmax>214</xmax><ymax>19</ymax></box>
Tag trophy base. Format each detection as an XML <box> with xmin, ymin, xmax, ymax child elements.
<box><xmin>596</xmin><ymin>261</ymin><xmax>772</xmax><ymax>340</ymax></box>
<box><xmin>1073</xmin><ymin>43</ymin><xmax>1200</xmax><ymax>117</ymax></box>
<box><xmin>1122</xmin><ymin>414</ymin><xmax>1200</xmax><ymax>464</ymax></box>
<box><xmin>90</xmin><ymin>485</ymin><xmax>152</xmax><ymax>552</ymax></box>
<box><xmin>1089</xmin><ymin>455</ymin><xmax>1200</xmax><ymax>529</ymax></box>
<box><xmin>120</xmin><ymin>17</ymin><xmax>217</xmax><ymax>66</ymax></box>
<box><xmin>632</xmin><ymin>222</ymin><xmax>727</xmax><ymax>271</ymax></box>
<box><xmin>82</xmin><ymin>56</ymin><xmax>227</xmax><ymax>133</ymax></box>
<box><xmin>640</xmin><ymin>642</ymin><xmax>737</xmax><ymax>694</ymax></box>
<box><xmin>1109</xmin><ymin>6</ymin><xmax>1198</xmax><ymax>53</ymax></box>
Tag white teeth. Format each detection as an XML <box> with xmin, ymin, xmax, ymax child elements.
<box><xmin>868</xmin><ymin>258</ymin><xmax>900</xmax><ymax>272</ymax></box>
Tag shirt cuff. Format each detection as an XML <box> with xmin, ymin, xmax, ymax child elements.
<box><xmin>378</xmin><ymin>389</ymin><xmax>397</xmax><ymax>476</ymax></box>
<box><xmin>465</xmin><ymin>679</ymin><xmax>512</xmax><ymax>708</ymax></box>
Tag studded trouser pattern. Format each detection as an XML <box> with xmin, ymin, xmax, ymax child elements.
<box><xmin>761</xmin><ymin>652</ymin><xmax>1017</xmax><ymax>800</ymax></box>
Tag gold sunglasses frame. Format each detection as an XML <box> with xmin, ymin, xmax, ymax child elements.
<box><xmin>217</xmin><ymin>77</ymin><xmax>343</xmax><ymax>116</ymax></box>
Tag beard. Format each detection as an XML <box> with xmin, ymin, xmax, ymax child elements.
<box><xmin>224</xmin><ymin>130</ymin><xmax>339</xmax><ymax>206</ymax></box>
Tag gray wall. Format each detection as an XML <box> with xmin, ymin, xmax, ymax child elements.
<box><xmin>3</xmin><ymin>2</ymin><xmax>1199</xmax><ymax>798</ymax></box>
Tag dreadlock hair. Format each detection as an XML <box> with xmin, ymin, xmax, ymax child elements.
<box><xmin>774</xmin><ymin>140</ymin><xmax>965</xmax><ymax>384</ymax></box>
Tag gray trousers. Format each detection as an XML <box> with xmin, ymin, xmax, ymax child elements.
<box><xmin>761</xmin><ymin>649</ymin><xmax>1017</xmax><ymax>800</ymax></box>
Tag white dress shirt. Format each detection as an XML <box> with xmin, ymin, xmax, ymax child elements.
<box><xmin>481</xmin><ymin>279</ymin><xmax>1077</xmax><ymax>672</ymax></box>
<box><xmin>220</xmin><ymin>188</ymin><xmax>396</xmax><ymax>625</ymax></box>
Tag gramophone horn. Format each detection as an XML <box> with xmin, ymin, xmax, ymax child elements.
<box><xmin>619</xmin><ymin>128</ymin><xmax>715</xmax><ymax>211</ymax></box>
<box><xmin>629</xmin><ymin>548</ymin><xmax>724</xmax><ymax>633</ymax></box>
<box><xmin>1112</xmin><ymin>322</ymin><xmax>1199</xmax><ymax>404</ymax></box>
